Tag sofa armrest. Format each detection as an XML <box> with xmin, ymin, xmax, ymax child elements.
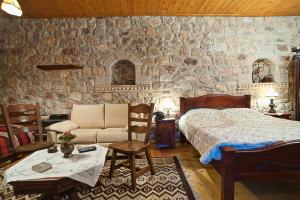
<box><xmin>47</xmin><ymin>130</ymin><xmax>58</xmax><ymax>143</ymax></box>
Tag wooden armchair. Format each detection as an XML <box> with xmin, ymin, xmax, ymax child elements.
<box><xmin>1</xmin><ymin>103</ymin><xmax>54</xmax><ymax>154</ymax></box>
<box><xmin>109</xmin><ymin>103</ymin><xmax>155</xmax><ymax>190</ymax></box>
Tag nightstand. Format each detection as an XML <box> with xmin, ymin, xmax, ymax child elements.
<box><xmin>265</xmin><ymin>113</ymin><xmax>291</xmax><ymax>120</ymax></box>
<box><xmin>156</xmin><ymin>119</ymin><xmax>176</xmax><ymax>149</ymax></box>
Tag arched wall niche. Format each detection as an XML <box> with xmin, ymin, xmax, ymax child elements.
<box><xmin>252</xmin><ymin>58</ymin><xmax>275</xmax><ymax>83</ymax></box>
<box><xmin>111</xmin><ymin>60</ymin><xmax>135</xmax><ymax>85</ymax></box>
<box><xmin>94</xmin><ymin>51</ymin><xmax>152</xmax><ymax>92</ymax></box>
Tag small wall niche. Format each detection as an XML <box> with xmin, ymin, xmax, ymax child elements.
<box><xmin>94</xmin><ymin>51</ymin><xmax>152</xmax><ymax>92</ymax></box>
<box><xmin>252</xmin><ymin>58</ymin><xmax>275</xmax><ymax>83</ymax></box>
<box><xmin>111</xmin><ymin>60</ymin><xmax>135</xmax><ymax>85</ymax></box>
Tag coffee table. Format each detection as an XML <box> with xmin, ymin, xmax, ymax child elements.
<box><xmin>4</xmin><ymin>145</ymin><xmax>109</xmax><ymax>199</ymax></box>
<box><xmin>11</xmin><ymin>176</ymin><xmax>80</xmax><ymax>200</ymax></box>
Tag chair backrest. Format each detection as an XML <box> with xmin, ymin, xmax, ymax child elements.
<box><xmin>1</xmin><ymin>103</ymin><xmax>43</xmax><ymax>149</ymax></box>
<box><xmin>128</xmin><ymin>103</ymin><xmax>154</xmax><ymax>144</ymax></box>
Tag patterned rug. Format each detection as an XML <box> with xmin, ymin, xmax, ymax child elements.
<box><xmin>0</xmin><ymin>157</ymin><xmax>196</xmax><ymax>200</ymax></box>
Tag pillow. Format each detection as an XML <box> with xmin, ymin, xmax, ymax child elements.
<box><xmin>0</xmin><ymin>125</ymin><xmax>35</xmax><ymax>147</ymax></box>
<box><xmin>0</xmin><ymin>125</ymin><xmax>11</xmax><ymax>157</ymax></box>
<box><xmin>46</xmin><ymin>120</ymin><xmax>79</xmax><ymax>133</ymax></box>
<box><xmin>14</xmin><ymin>132</ymin><xmax>35</xmax><ymax>146</ymax></box>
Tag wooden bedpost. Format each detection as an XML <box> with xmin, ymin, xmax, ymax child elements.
<box><xmin>221</xmin><ymin>147</ymin><xmax>236</xmax><ymax>200</ymax></box>
<box><xmin>245</xmin><ymin>95</ymin><xmax>251</xmax><ymax>108</ymax></box>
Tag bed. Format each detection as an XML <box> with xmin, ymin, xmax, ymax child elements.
<box><xmin>179</xmin><ymin>94</ymin><xmax>300</xmax><ymax>200</ymax></box>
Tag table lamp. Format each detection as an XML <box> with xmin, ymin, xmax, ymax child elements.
<box><xmin>161</xmin><ymin>98</ymin><xmax>175</xmax><ymax>118</ymax></box>
<box><xmin>266</xmin><ymin>91</ymin><xmax>278</xmax><ymax>113</ymax></box>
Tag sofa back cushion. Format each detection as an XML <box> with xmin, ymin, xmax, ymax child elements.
<box><xmin>71</xmin><ymin>104</ymin><xmax>104</xmax><ymax>128</ymax></box>
<box><xmin>105</xmin><ymin>104</ymin><xmax>128</xmax><ymax>128</ymax></box>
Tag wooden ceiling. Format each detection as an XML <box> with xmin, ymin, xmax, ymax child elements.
<box><xmin>1</xmin><ymin>0</ymin><xmax>300</xmax><ymax>17</ymax></box>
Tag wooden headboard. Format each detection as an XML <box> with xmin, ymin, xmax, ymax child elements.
<box><xmin>180</xmin><ymin>94</ymin><xmax>251</xmax><ymax>116</ymax></box>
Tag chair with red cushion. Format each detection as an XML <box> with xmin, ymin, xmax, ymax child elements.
<box><xmin>1</xmin><ymin>103</ymin><xmax>54</xmax><ymax>154</ymax></box>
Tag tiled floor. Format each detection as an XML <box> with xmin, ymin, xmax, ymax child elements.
<box><xmin>151</xmin><ymin>143</ymin><xmax>300</xmax><ymax>200</ymax></box>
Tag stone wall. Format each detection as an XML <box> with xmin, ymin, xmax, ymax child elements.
<box><xmin>0</xmin><ymin>17</ymin><xmax>299</xmax><ymax>115</ymax></box>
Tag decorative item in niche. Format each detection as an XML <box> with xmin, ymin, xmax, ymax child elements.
<box><xmin>252</xmin><ymin>59</ymin><xmax>274</xmax><ymax>83</ymax></box>
<box><xmin>111</xmin><ymin>60</ymin><xmax>135</xmax><ymax>85</ymax></box>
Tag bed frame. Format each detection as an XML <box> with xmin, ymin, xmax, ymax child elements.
<box><xmin>179</xmin><ymin>94</ymin><xmax>300</xmax><ymax>200</ymax></box>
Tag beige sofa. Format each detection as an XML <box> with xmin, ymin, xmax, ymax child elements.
<box><xmin>47</xmin><ymin>104</ymin><xmax>133</xmax><ymax>147</ymax></box>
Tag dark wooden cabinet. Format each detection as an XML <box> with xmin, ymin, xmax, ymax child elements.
<box><xmin>156</xmin><ymin>119</ymin><xmax>175</xmax><ymax>149</ymax></box>
<box><xmin>265</xmin><ymin>113</ymin><xmax>291</xmax><ymax>120</ymax></box>
<box><xmin>294</xmin><ymin>47</ymin><xmax>300</xmax><ymax>120</ymax></box>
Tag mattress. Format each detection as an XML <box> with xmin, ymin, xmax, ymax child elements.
<box><xmin>179</xmin><ymin>108</ymin><xmax>300</xmax><ymax>164</ymax></box>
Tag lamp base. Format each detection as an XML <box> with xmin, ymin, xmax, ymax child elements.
<box><xmin>268</xmin><ymin>108</ymin><xmax>276</xmax><ymax>113</ymax></box>
<box><xmin>268</xmin><ymin>99</ymin><xmax>276</xmax><ymax>113</ymax></box>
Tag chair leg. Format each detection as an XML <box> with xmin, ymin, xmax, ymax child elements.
<box><xmin>129</xmin><ymin>154</ymin><xmax>137</xmax><ymax>190</ymax></box>
<box><xmin>145</xmin><ymin>147</ymin><xmax>155</xmax><ymax>175</ymax></box>
<box><xmin>109</xmin><ymin>150</ymin><xmax>117</xmax><ymax>179</ymax></box>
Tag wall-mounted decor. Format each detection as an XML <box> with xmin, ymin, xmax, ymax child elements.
<box><xmin>252</xmin><ymin>59</ymin><xmax>274</xmax><ymax>83</ymax></box>
<box><xmin>36</xmin><ymin>65</ymin><xmax>83</xmax><ymax>71</ymax></box>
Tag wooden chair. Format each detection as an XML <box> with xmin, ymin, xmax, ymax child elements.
<box><xmin>109</xmin><ymin>103</ymin><xmax>155</xmax><ymax>190</ymax></box>
<box><xmin>1</xmin><ymin>103</ymin><xmax>54</xmax><ymax>154</ymax></box>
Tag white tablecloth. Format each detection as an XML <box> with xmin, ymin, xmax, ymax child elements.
<box><xmin>4</xmin><ymin>145</ymin><xmax>108</xmax><ymax>187</ymax></box>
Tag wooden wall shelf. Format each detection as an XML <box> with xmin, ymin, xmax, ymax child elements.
<box><xmin>36</xmin><ymin>65</ymin><xmax>83</xmax><ymax>71</ymax></box>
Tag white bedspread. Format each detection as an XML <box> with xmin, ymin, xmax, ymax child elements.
<box><xmin>4</xmin><ymin>145</ymin><xmax>108</xmax><ymax>187</ymax></box>
<box><xmin>179</xmin><ymin>108</ymin><xmax>300</xmax><ymax>164</ymax></box>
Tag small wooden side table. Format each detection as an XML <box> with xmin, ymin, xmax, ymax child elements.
<box><xmin>156</xmin><ymin>119</ymin><xmax>176</xmax><ymax>149</ymax></box>
<box><xmin>265</xmin><ymin>113</ymin><xmax>291</xmax><ymax>120</ymax></box>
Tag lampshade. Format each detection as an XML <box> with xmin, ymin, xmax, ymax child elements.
<box><xmin>1</xmin><ymin>0</ymin><xmax>22</xmax><ymax>16</ymax></box>
<box><xmin>160</xmin><ymin>98</ymin><xmax>175</xmax><ymax>110</ymax></box>
<box><xmin>266</xmin><ymin>91</ymin><xmax>278</xmax><ymax>98</ymax></box>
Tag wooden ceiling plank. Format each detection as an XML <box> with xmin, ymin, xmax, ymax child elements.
<box><xmin>87</xmin><ymin>0</ymin><xmax>102</xmax><ymax>15</ymax></box>
<box><xmin>93</xmin><ymin>0</ymin><xmax>106</xmax><ymax>15</ymax></box>
<box><xmin>263</xmin><ymin>0</ymin><xmax>299</xmax><ymax>15</ymax></box>
<box><xmin>160</xmin><ymin>0</ymin><xmax>171</xmax><ymax>15</ymax></box>
<box><xmin>260</xmin><ymin>0</ymin><xmax>279</xmax><ymax>15</ymax></box>
<box><xmin>138</xmin><ymin>0</ymin><xmax>146</xmax><ymax>15</ymax></box>
<box><xmin>170</xmin><ymin>0</ymin><xmax>185</xmax><ymax>14</ymax></box>
<box><xmin>22</xmin><ymin>0</ymin><xmax>48</xmax><ymax>17</ymax></box>
<box><xmin>229</xmin><ymin>0</ymin><xmax>248</xmax><ymax>14</ymax></box>
<box><xmin>14</xmin><ymin>0</ymin><xmax>300</xmax><ymax>17</ymax></box>
<box><xmin>208</xmin><ymin>0</ymin><xmax>225</xmax><ymax>13</ymax></box>
<box><xmin>204</xmin><ymin>0</ymin><xmax>218</xmax><ymax>12</ymax></box>
<box><xmin>178</xmin><ymin>0</ymin><xmax>190</xmax><ymax>14</ymax></box>
<box><xmin>101</xmin><ymin>0</ymin><xmax>117</xmax><ymax>16</ymax></box>
<box><xmin>196</xmin><ymin>0</ymin><xmax>214</xmax><ymax>14</ymax></box>
<box><xmin>236</xmin><ymin>0</ymin><xmax>259</xmax><ymax>15</ymax></box>
<box><xmin>119</xmin><ymin>0</ymin><xmax>129</xmax><ymax>15</ymax></box>
<box><xmin>126</xmin><ymin>0</ymin><xmax>135</xmax><ymax>16</ymax></box>
<box><xmin>184</xmin><ymin>0</ymin><xmax>203</xmax><ymax>14</ymax></box>
<box><xmin>54</xmin><ymin>0</ymin><xmax>76</xmax><ymax>17</ymax></box>
<box><xmin>220</xmin><ymin>0</ymin><xmax>236</xmax><ymax>14</ymax></box>
<box><xmin>152</xmin><ymin>0</ymin><xmax>162</xmax><ymax>15</ymax></box>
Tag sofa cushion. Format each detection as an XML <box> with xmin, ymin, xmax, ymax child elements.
<box><xmin>105</xmin><ymin>104</ymin><xmax>128</xmax><ymax>128</ymax></box>
<box><xmin>46</xmin><ymin>120</ymin><xmax>79</xmax><ymax>133</ymax></box>
<box><xmin>97</xmin><ymin>128</ymin><xmax>128</xmax><ymax>143</ymax></box>
<box><xmin>56</xmin><ymin>129</ymin><xmax>98</xmax><ymax>144</ymax></box>
<box><xmin>71</xmin><ymin>104</ymin><xmax>104</xmax><ymax>128</ymax></box>
<box><xmin>132</xmin><ymin>133</ymin><xmax>146</xmax><ymax>141</ymax></box>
